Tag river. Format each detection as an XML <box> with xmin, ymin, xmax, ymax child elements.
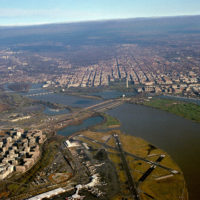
<box><xmin>4</xmin><ymin>83</ymin><xmax>102</xmax><ymax>108</ymax></box>
<box><xmin>57</xmin><ymin>116</ymin><xmax>103</xmax><ymax>136</ymax></box>
<box><xmin>107</xmin><ymin>103</ymin><xmax>200</xmax><ymax>200</ymax></box>
<box><xmin>25</xmin><ymin>84</ymin><xmax>102</xmax><ymax>108</ymax></box>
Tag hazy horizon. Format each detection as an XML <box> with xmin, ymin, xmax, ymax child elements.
<box><xmin>1</xmin><ymin>0</ymin><xmax>200</xmax><ymax>26</ymax></box>
<box><xmin>0</xmin><ymin>14</ymin><xmax>200</xmax><ymax>28</ymax></box>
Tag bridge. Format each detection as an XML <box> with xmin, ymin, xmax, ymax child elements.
<box><xmin>25</xmin><ymin>91</ymin><xmax>54</xmax><ymax>97</ymax></box>
<box><xmin>83</xmin><ymin>99</ymin><xmax>124</xmax><ymax>112</ymax></box>
<box><xmin>4</xmin><ymin>87</ymin><xmax>55</xmax><ymax>97</ymax></box>
<box><xmin>45</xmin><ymin>98</ymin><xmax>125</xmax><ymax>131</ymax></box>
<box><xmin>66</xmin><ymin>98</ymin><xmax>124</xmax><ymax>118</ymax></box>
<box><xmin>4</xmin><ymin>88</ymin><xmax>44</xmax><ymax>93</ymax></box>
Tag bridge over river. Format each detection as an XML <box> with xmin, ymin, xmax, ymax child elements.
<box><xmin>42</xmin><ymin>98</ymin><xmax>126</xmax><ymax>132</ymax></box>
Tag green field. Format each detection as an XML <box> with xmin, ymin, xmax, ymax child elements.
<box><xmin>143</xmin><ymin>98</ymin><xmax>200</xmax><ymax>122</ymax></box>
<box><xmin>102</xmin><ymin>113</ymin><xmax>120</xmax><ymax>126</ymax></box>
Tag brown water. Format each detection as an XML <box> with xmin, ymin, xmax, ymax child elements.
<box><xmin>107</xmin><ymin>103</ymin><xmax>200</xmax><ymax>200</ymax></box>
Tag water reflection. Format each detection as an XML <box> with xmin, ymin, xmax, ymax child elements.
<box><xmin>57</xmin><ymin>116</ymin><xmax>103</xmax><ymax>136</ymax></box>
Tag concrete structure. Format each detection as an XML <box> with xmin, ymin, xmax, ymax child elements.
<box><xmin>28</xmin><ymin>188</ymin><xmax>66</xmax><ymax>200</ymax></box>
<box><xmin>0</xmin><ymin>128</ymin><xmax>46</xmax><ymax>180</ymax></box>
<box><xmin>65</xmin><ymin>140</ymin><xmax>80</xmax><ymax>148</ymax></box>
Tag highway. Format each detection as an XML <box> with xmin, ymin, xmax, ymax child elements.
<box><xmin>82</xmin><ymin>99</ymin><xmax>114</xmax><ymax>110</ymax></box>
<box><xmin>94</xmin><ymin>101</ymin><xmax>123</xmax><ymax>112</ymax></box>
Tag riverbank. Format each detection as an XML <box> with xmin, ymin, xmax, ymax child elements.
<box><xmin>142</xmin><ymin>98</ymin><xmax>200</xmax><ymax>123</ymax></box>
<box><xmin>93</xmin><ymin>113</ymin><xmax>121</xmax><ymax>131</ymax></box>
<box><xmin>55</xmin><ymin>111</ymin><xmax>120</xmax><ymax>136</ymax></box>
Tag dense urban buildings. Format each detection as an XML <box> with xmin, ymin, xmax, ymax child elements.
<box><xmin>0</xmin><ymin>44</ymin><xmax>199</xmax><ymax>97</ymax></box>
<box><xmin>0</xmin><ymin>128</ymin><xmax>46</xmax><ymax>179</ymax></box>
<box><xmin>0</xmin><ymin>17</ymin><xmax>200</xmax><ymax>98</ymax></box>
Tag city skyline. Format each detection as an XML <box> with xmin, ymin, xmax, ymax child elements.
<box><xmin>0</xmin><ymin>0</ymin><xmax>200</xmax><ymax>26</ymax></box>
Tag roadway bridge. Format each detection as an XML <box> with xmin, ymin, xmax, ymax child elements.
<box><xmin>4</xmin><ymin>88</ymin><xmax>55</xmax><ymax>97</ymax></box>
<box><xmin>4</xmin><ymin>88</ymin><xmax>44</xmax><ymax>93</ymax></box>
<box><xmin>46</xmin><ymin>98</ymin><xmax>125</xmax><ymax>131</ymax></box>
<box><xmin>61</xmin><ymin>99</ymin><xmax>124</xmax><ymax>120</ymax></box>
<box><xmin>83</xmin><ymin>99</ymin><xmax>124</xmax><ymax>112</ymax></box>
<box><xmin>25</xmin><ymin>91</ymin><xmax>54</xmax><ymax>97</ymax></box>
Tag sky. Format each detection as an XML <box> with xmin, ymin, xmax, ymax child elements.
<box><xmin>0</xmin><ymin>0</ymin><xmax>200</xmax><ymax>26</ymax></box>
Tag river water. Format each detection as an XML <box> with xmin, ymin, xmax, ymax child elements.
<box><xmin>4</xmin><ymin>83</ymin><xmax>102</xmax><ymax>108</ymax></box>
<box><xmin>107</xmin><ymin>103</ymin><xmax>200</xmax><ymax>200</ymax></box>
<box><xmin>57</xmin><ymin>116</ymin><xmax>103</xmax><ymax>136</ymax></box>
<box><xmin>43</xmin><ymin>107</ymin><xmax>69</xmax><ymax>115</ymax></box>
<box><xmin>25</xmin><ymin>84</ymin><xmax>102</xmax><ymax>108</ymax></box>
<box><xmin>91</xmin><ymin>90</ymin><xmax>136</xmax><ymax>99</ymax></box>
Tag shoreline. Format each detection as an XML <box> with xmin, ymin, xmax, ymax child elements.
<box><xmin>127</xmin><ymin>96</ymin><xmax>200</xmax><ymax>123</ymax></box>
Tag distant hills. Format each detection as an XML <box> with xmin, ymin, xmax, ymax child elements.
<box><xmin>0</xmin><ymin>15</ymin><xmax>200</xmax><ymax>48</ymax></box>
